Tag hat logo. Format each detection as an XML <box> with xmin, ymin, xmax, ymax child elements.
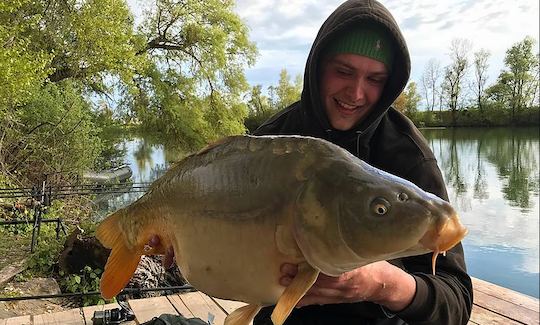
<box><xmin>375</xmin><ymin>39</ymin><xmax>382</xmax><ymax>51</ymax></box>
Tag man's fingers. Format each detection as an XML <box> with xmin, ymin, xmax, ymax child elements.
<box><xmin>280</xmin><ymin>263</ymin><xmax>298</xmax><ymax>276</ymax></box>
<box><xmin>306</xmin><ymin>286</ymin><xmax>342</xmax><ymax>297</ymax></box>
<box><xmin>296</xmin><ymin>294</ymin><xmax>345</xmax><ymax>308</ymax></box>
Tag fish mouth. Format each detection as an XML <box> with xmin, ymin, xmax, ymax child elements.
<box><xmin>419</xmin><ymin>213</ymin><xmax>468</xmax><ymax>274</ymax></box>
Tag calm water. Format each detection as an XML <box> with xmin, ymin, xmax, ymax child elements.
<box><xmin>422</xmin><ymin>127</ymin><xmax>539</xmax><ymax>298</ymax></box>
<box><xmin>100</xmin><ymin>127</ymin><xmax>540</xmax><ymax>298</ymax></box>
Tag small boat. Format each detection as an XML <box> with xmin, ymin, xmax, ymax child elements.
<box><xmin>82</xmin><ymin>165</ymin><xmax>132</xmax><ymax>184</ymax></box>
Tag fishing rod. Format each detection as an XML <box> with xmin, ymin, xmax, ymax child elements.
<box><xmin>0</xmin><ymin>183</ymin><xmax>152</xmax><ymax>199</ymax></box>
<box><xmin>0</xmin><ymin>285</ymin><xmax>196</xmax><ymax>302</ymax></box>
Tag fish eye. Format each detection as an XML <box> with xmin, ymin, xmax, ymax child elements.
<box><xmin>398</xmin><ymin>192</ymin><xmax>408</xmax><ymax>202</ymax></box>
<box><xmin>371</xmin><ymin>197</ymin><xmax>390</xmax><ymax>216</ymax></box>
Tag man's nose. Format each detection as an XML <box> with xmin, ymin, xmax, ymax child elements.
<box><xmin>347</xmin><ymin>78</ymin><xmax>365</xmax><ymax>102</ymax></box>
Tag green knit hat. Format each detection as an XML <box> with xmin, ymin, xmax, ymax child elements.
<box><xmin>324</xmin><ymin>24</ymin><xmax>395</xmax><ymax>71</ymax></box>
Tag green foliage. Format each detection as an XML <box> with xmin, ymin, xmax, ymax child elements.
<box><xmin>245</xmin><ymin>85</ymin><xmax>274</xmax><ymax>132</ymax></box>
<box><xmin>130</xmin><ymin>0</ymin><xmax>258</xmax><ymax>146</ymax></box>
<box><xmin>245</xmin><ymin>69</ymin><xmax>302</xmax><ymax>132</ymax></box>
<box><xmin>486</xmin><ymin>37</ymin><xmax>539</xmax><ymax>120</ymax></box>
<box><xmin>25</xmin><ymin>225</ymin><xmax>63</xmax><ymax>276</ymax></box>
<box><xmin>268</xmin><ymin>69</ymin><xmax>303</xmax><ymax>110</ymax></box>
<box><xmin>1</xmin><ymin>0</ymin><xmax>258</xmax><ymax>185</ymax></box>
<box><xmin>394</xmin><ymin>81</ymin><xmax>422</xmax><ymax>120</ymax></box>
<box><xmin>413</xmin><ymin>104</ymin><xmax>538</xmax><ymax>128</ymax></box>
<box><xmin>1</xmin><ymin>82</ymin><xmax>102</xmax><ymax>184</ymax></box>
<box><xmin>59</xmin><ymin>266</ymin><xmax>109</xmax><ymax>306</ymax></box>
<box><xmin>20</xmin><ymin>0</ymin><xmax>143</xmax><ymax>86</ymax></box>
<box><xmin>0</xmin><ymin>0</ymin><xmax>53</xmax><ymax>107</ymax></box>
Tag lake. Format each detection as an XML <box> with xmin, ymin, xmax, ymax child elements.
<box><xmin>100</xmin><ymin>127</ymin><xmax>539</xmax><ymax>298</ymax></box>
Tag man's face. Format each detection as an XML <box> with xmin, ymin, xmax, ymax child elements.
<box><xmin>319</xmin><ymin>53</ymin><xmax>389</xmax><ymax>131</ymax></box>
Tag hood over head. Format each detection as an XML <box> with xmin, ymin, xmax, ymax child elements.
<box><xmin>302</xmin><ymin>0</ymin><xmax>410</xmax><ymax>135</ymax></box>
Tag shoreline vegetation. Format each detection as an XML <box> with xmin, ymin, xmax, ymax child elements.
<box><xmin>0</xmin><ymin>0</ymin><xmax>538</xmax><ymax>310</ymax></box>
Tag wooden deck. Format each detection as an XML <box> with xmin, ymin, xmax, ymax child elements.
<box><xmin>1</xmin><ymin>277</ymin><xmax>538</xmax><ymax>324</ymax></box>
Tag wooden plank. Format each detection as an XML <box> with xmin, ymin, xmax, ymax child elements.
<box><xmin>178</xmin><ymin>292</ymin><xmax>227</xmax><ymax>325</ymax></box>
<box><xmin>167</xmin><ymin>295</ymin><xmax>195</xmax><ymax>318</ymax></box>
<box><xmin>212</xmin><ymin>298</ymin><xmax>247</xmax><ymax>315</ymax></box>
<box><xmin>128</xmin><ymin>296</ymin><xmax>178</xmax><ymax>324</ymax></box>
<box><xmin>81</xmin><ymin>302</ymin><xmax>136</xmax><ymax>325</ymax></box>
<box><xmin>472</xmin><ymin>277</ymin><xmax>539</xmax><ymax>312</ymax></box>
<box><xmin>0</xmin><ymin>259</ymin><xmax>27</xmax><ymax>288</ymax></box>
<box><xmin>473</xmin><ymin>289</ymin><xmax>539</xmax><ymax>325</ymax></box>
<box><xmin>469</xmin><ymin>304</ymin><xmax>522</xmax><ymax>325</ymax></box>
<box><xmin>32</xmin><ymin>308</ymin><xmax>83</xmax><ymax>325</ymax></box>
<box><xmin>2</xmin><ymin>315</ymin><xmax>32</xmax><ymax>325</ymax></box>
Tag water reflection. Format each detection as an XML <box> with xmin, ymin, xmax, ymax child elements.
<box><xmin>422</xmin><ymin>127</ymin><xmax>539</xmax><ymax>297</ymax></box>
<box><xmin>93</xmin><ymin>137</ymin><xmax>189</xmax><ymax>219</ymax></box>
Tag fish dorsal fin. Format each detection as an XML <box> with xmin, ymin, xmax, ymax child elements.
<box><xmin>271</xmin><ymin>263</ymin><xmax>319</xmax><ymax>325</ymax></box>
<box><xmin>224</xmin><ymin>304</ymin><xmax>262</xmax><ymax>325</ymax></box>
<box><xmin>196</xmin><ymin>136</ymin><xmax>237</xmax><ymax>155</ymax></box>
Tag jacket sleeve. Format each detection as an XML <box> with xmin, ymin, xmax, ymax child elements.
<box><xmin>395</xmin><ymin>159</ymin><xmax>473</xmax><ymax>325</ymax></box>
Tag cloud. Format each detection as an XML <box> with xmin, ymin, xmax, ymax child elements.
<box><xmin>401</xmin><ymin>15</ymin><xmax>424</xmax><ymax>30</ymax></box>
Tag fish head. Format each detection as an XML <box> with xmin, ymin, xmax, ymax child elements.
<box><xmin>294</xmin><ymin>157</ymin><xmax>467</xmax><ymax>276</ymax></box>
<box><xmin>338</xmin><ymin>163</ymin><xmax>468</xmax><ymax>268</ymax></box>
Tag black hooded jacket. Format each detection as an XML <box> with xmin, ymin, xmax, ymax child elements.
<box><xmin>252</xmin><ymin>0</ymin><xmax>473</xmax><ymax>324</ymax></box>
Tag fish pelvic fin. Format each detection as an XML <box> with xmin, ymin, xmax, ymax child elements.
<box><xmin>96</xmin><ymin>209</ymin><xmax>144</xmax><ymax>299</ymax></box>
<box><xmin>224</xmin><ymin>304</ymin><xmax>262</xmax><ymax>325</ymax></box>
<box><xmin>271</xmin><ymin>263</ymin><xmax>319</xmax><ymax>325</ymax></box>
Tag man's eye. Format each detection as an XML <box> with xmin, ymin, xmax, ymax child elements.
<box><xmin>336</xmin><ymin>68</ymin><xmax>353</xmax><ymax>76</ymax></box>
<box><xmin>369</xmin><ymin>77</ymin><xmax>386</xmax><ymax>84</ymax></box>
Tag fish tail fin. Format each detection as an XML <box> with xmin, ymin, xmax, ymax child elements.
<box><xmin>96</xmin><ymin>209</ymin><xmax>142</xmax><ymax>299</ymax></box>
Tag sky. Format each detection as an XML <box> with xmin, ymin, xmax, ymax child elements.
<box><xmin>128</xmin><ymin>0</ymin><xmax>539</xmax><ymax>105</ymax></box>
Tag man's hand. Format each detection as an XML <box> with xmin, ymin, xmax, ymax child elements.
<box><xmin>148</xmin><ymin>235</ymin><xmax>175</xmax><ymax>269</ymax></box>
<box><xmin>279</xmin><ymin>261</ymin><xmax>416</xmax><ymax>312</ymax></box>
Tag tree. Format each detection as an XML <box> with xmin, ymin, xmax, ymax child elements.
<box><xmin>0</xmin><ymin>0</ymin><xmax>258</xmax><ymax>185</ymax></box>
<box><xmin>472</xmin><ymin>49</ymin><xmax>490</xmax><ymax>113</ymax></box>
<box><xmin>131</xmin><ymin>0</ymin><xmax>258</xmax><ymax>146</ymax></box>
<box><xmin>0</xmin><ymin>0</ymin><xmax>52</xmax><ymax>108</ymax></box>
<box><xmin>244</xmin><ymin>85</ymin><xmax>272</xmax><ymax>132</ymax></box>
<box><xmin>245</xmin><ymin>69</ymin><xmax>302</xmax><ymax>132</ymax></box>
<box><xmin>421</xmin><ymin>59</ymin><xmax>441</xmax><ymax>112</ymax></box>
<box><xmin>487</xmin><ymin>37</ymin><xmax>539</xmax><ymax>122</ymax></box>
<box><xmin>394</xmin><ymin>81</ymin><xmax>421</xmax><ymax>117</ymax></box>
<box><xmin>443</xmin><ymin>39</ymin><xmax>472</xmax><ymax>125</ymax></box>
<box><xmin>268</xmin><ymin>69</ymin><xmax>302</xmax><ymax>110</ymax></box>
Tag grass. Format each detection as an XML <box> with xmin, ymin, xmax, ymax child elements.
<box><xmin>0</xmin><ymin>226</ymin><xmax>32</xmax><ymax>272</ymax></box>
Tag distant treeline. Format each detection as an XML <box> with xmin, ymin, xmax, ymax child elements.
<box><xmin>245</xmin><ymin>37</ymin><xmax>539</xmax><ymax>131</ymax></box>
<box><xmin>393</xmin><ymin>37</ymin><xmax>539</xmax><ymax>127</ymax></box>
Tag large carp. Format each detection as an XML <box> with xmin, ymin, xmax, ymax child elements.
<box><xmin>96</xmin><ymin>135</ymin><xmax>467</xmax><ymax>325</ymax></box>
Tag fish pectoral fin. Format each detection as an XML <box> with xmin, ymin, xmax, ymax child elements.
<box><xmin>271</xmin><ymin>263</ymin><xmax>319</xmax><ymax>325</ymax></box>
<box><xmin>224</xmin><ymin>304</ymin><xmax>262</xmax><ymax>325</ymax></box>
<box><xmin>275</xmin><ymin>225</ymin><xmax>302</xmax><ymax>259</ymax></box>
<box><xmin>97</xmin><ymin>215</ymin><xmax>143</xmax><ymax>300</ymax></box>
<box><xmin>100</xmin><ymin>241</ymin><xmax>142</xmax><ymax>299</ymax></box>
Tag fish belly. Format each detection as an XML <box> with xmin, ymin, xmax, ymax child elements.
<box><xmin>170</xmin><ymin>215</ymin><xmax>302</xmax><ymax>305</ymax></box>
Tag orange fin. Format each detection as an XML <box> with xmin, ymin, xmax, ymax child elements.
<box><xmin>96</xmin><ymin>209</ymin><xmax>143</xmax><ymax>299</ymax></box>
<box><xmin>271</xmin><ymin>263</ymin><xmax>319</xmax><ymax>325</ymax></box>
<box><xmin>431</xmin><ymin>251</ymin><xmax>439</xmax><ymax>275</ymax></box>
<box><xmin>100</xmin><ymin>241</ymin><xmax>142</xmax><ymax>299</ymax></box>
<box><xmin>224</xmin><ymin>304</ymin><xmax>262</xmax><ymax>325</ymax></box>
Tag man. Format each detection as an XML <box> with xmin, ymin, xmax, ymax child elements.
<box><xmin>250</xmin><ymin>0</ymin><xmax>472</xmax><ymax>324</ymax></box>
<box><xmin>149</xmin><ymin>0</ymin><xmax>473</xmax><ymax>323</ymax></box>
